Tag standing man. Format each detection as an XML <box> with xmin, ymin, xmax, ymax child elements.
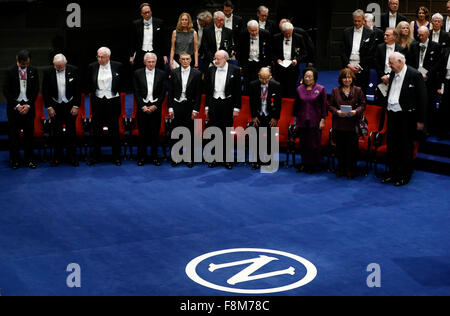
<box><xmin>272</xmin><ymin>22</ymin><xmax>308</xmax><ymax>98</ymax></box>
<box><xmin>382</xmin><ymin>52</ymin><xmax>427</xmax><ymax>186</ymax></box>
<box><xmin>87</xmin><ymin>47</ymin><xmax>124</xmax><ymax>166</ymax></box>
<box><xmin>341</xmin><ymin>9</ymin><xmax>375</xmax><ymax>94</ymax></box>
<box><xmin>204</xmin><ymin>50</ymin><xmax>241</xmax><ymax>170</ymax></box>
<box><xmin>238</xmin><ymin>20</ymin><xmax>272</xmax><ymax>94</ymax></box>
<box><xmin>168</xmin><ymin>53</ymin><xmax>202</xmax><ymax>168</ymax></box>
<box><xmin>430</xmin><ymin>13</ymin><xmax>449</xmax><ymax>52</ymax></box>
<box><xmin>200</xmin><ymin>11</ymin><xmax>234</xmax><ymax>68</ymax></box>
<box><xmin>223</xmin><ymin>0</ymin><xmax>243</xmax><ymax>48</ymax></box>
<box><xmin>42</xmin><ymin>54</ymin><xmax>81</xmax><ymax>167</ymax></box>
<box><xmin>2</xmin><ymin>50</ymin><xmax>39</xmax><ymax>170</ymax></box>
<box><xmin>380</xmin><ymin>0</ymin><xmax>408</xmax><ymax>31</ymax></box>
<box><xmin>256</xmin><ymin>6</ymin><xmax>277</xmax><ymax>36</ymax></box>
<box><xmin>133</xmin><ymin>53</ymin><xmax>166</xmax><ymax>167</ymax></box>
<box><xmin>249</xmin><ymin>67</ymin><xmax>281</xmax><ymax>169</ymax></box>
<box><xmin>129</xmin><ymin>3</ymin><xmax>168</xmax><ymax>70</ymax></box>
<box><xmin>365</xmin><ymin>13</ymin><xmax>385</xmax><ymax>48</ymax></box>
<box><xmin>436</xmin><ymin>48</ymin><xmax>450</xmax><ymax>139</ymax></box>
<box><xmin>408</xmin><ymin>26</ymin><xmax>442</xmax><ymax>134</ymax></box>
<box><xmin>444</xmin><ymin>0</ymin><xmax>450</xmax><ymax>33</ymax></box>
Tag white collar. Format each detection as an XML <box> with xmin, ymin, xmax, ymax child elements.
<box><xmin>100</xmin><ymin>62</ymin><xmax>111</xmax><ymax>70</ymax></box>
<box><xmin>181</xmin><ymin>66</ymin><xmax>191</xmax><ymax>73</ymax></box>
<box><xmin>389</xmin><ymin>12</ymin><xmax>397</xmax><ymax>17</ymax></box>
<box><xmin>145</xmin><ymin>67</ymin><xmax>155</xmax><ymax>75</ymax></box>
<box><xmin>354</xmin><ymin>27</ymin><xmax>363</xmax><ymax>33</ymax></box>
<box><xmin>216</xmin><ymin>62</ymin><xmax>228</xmax><ymax>72</ymax></box>
<box><xmin>395</xmin><ymin>64</ymin><xmax>407</xmax><ymax>78</ymax></box>
<box><xmin>387</xmin><ymin>43</ymin><xmax>396</xmax><ymax>49</ymax></box>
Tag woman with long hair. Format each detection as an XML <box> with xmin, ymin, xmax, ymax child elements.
<box><xmin>170</xmin><ymin>13</ymin><xmax>199</xmax><ymax>70</ymax></box>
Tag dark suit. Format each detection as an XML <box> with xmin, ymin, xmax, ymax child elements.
<box><xmin>87</xmin><ymin>61</ymin><xmax>124</xmax><ymax>161</ymax></box>
<box><xmin>431</xmin><ymin>30</ymin><xmax>450</xmax><ymax>52</ymax></box>
<box><xmin>408</xmin><ymin>40</ymin><xmax>442</xmax><ymax>132</ymax></box>
<box><xmin>225</xmin><ymin>14</ymin><xmax>244</xmax><ymax>48</ymax></box>
<box><xmin>258</xmin><ymin>19</ymin><xmax>277</xmax><ymax>36</ymax></box>
<box><xmin>130</xmin><ymin>18</ymin><xmax>167</xmax><ymax>70</ymax></box>
<box><xmin>238</xmin><ymin>28</ymin><xmax>272</xmax><ymax>93</ymax></box>
<box><xmin>443</xmin><ymin>16</ymin><xmax>450</xmax><ymax>33</ymax></box>
<box><xmin>372</xmin><ymin>27</ymin><xmax>386</xmax><ymax>48</ymax></box>
<box><xmin>133</xmin><ymin>67</ymin><xmax>166</xmax><ymax>161</ymax></box>
<box><xmin>2</xmin><ymin>65</ymin><xmax>39</xmax><ymax>163</ymax></box>
<box><xmin>42</xmin><ymin>64</ymin><xmax>81</xmax><ymax>160</ymax></box>
<box><xmin>436</xmin><ymin>49</ymin><xmax>450</xmax><ymax>138</ymax></box>
<box><xmin>375</xmin><ymin>43</ymin><xmax>408</xmax><ymax>80</ymax></box>
<box><xmin>380</xmin><ymin>12</ymin><xmax>408</xmax><ymax>31</ymax></box>
<box><xmin>386</xmin><ymin>65</ymin><xmax>427</xmax><ymax>181</ymax></box>
<box><xmin>200</xmin><ymin>25</ymin><xmax>234</xmax><ymax>66</ymax></box>
<box><xmin>272</xmin><ymin>33</ymin><xmax>308</xmax><ymax>97</ymax></box>
<box><xmin>168</xmin><ymin>67</ymin><xmax>202</xmax><ymax>163</ymax></box>
<box><xmin>341</xmin><ymin>27</ymin><xmax>375</xmax><ymax>92</ymax></box>
<box><xmin>204</xmin><ymin>63</ymin><xmax>242</xmax><ymax>163</ymax></box>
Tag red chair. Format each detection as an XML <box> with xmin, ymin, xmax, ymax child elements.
<box><xmin>279</xmin><ymin>98</ymin><xmax>295</xmax><ymax>167</ymax></box>
<box><xmin>321</xmin><ymin>112</ymin><xmax>334</xmax><ymax>171</ymax></box>
<box><xmin>359</xmin><ymin>104</ymin><xmax>384</xmax><ymax>175</ymax></box>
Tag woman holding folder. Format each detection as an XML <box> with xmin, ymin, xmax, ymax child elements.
<box><xmin>329</xmin><ymin>68</ymin><xmax>366</xmax><ymax>179</ymax></box>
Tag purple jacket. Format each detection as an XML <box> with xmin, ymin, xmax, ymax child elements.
<box><xmin>294</xmin><ymin>83</ymin><xmax>328</xmax><ymax>128</ymax></box>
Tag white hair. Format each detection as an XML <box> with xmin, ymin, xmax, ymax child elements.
<box><xmin>353</xmin><ymin>9</ymin><xmax>365</xmax><ymax>18</ymax></box>
<box><xmin>281</xmin><ymin>22</ymin><xmax>294</xmax><ymax>32</ymax></box>
<box><xmin>214</xmin><ymin>11</ymin><xmax>225</xmax><ymax>19</ymax></box>
<box><xmin>365</xmin><ymin>13</ymin><xmax>375</xmax><ymax>22</ymax></box>
<box><xmin>97</xmin><ymin>47</ymin><xmax>111</xmax><ymax>57</ymax></box>
<box><xmin>53</xmin><ymin>54</ymin><xmax>67</xmax><ymax>64</ymax></box>
<box><xmin>418</xmin><ymin>26</ymin><xmax>430</xmax><ymax>34</ymax></box>
<box><xmin>247</xmin><ymin>20</ymin><xmax>259</xmax><ymax>29</ymax></box>
<box><xmin>390</xmin><ymin>51</ymin><xmax>406</xmax><ymax>63</ymax></box>
<box><xmin>258</xmin><ymin>6</ymin><xmax>268</xmax><ymax>13</ymax></box>
<box><xmin>144</xmin><ymin>52</ymin><xmax>157</xmax><ymax>61</ymax></box>
<box><xmin>216</xmin><ymin>50</ymin><xmax>229</xmax><ymax>60</ymax></box>
<box><xmin>432</xmin><ymin>13</ymin><xmax>444</xmax><ymax>21</ymax></box>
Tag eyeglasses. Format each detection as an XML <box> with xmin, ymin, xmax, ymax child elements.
<box><xmin>96</xmin><ymin>55</ymin><xmax>108</xmax><ymax>59</ymax></box>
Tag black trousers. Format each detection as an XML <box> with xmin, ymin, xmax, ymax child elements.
<box><xmin>91</xmin><ymin>96</ymin><xmax>122</xmax><ymax>160</ymax></box>
<box><xmin>334</xmin><ymin>129</ymin><xmax>359</xmax><ymax>174</ymax></box>
<box><xmin>425</xmin><ymin>81</ymin><xmax>438</xmax><ymax>134</ymax></box>
<box><xmin>7</xmin><ymin>105</ymin><xmax>35</xmax><ymax>163</ymax></box>
<box><xmin>254</xmin><ymin>115</ymin><xmax>274</xmax><ymax>164</ymax></box>
<box><xmin>171</xmin><ymin>100</ymin><xmax>195</xmax><ymax>162</ymax></box>
<box><xmin>273</xmin><ymin>63</ymin><xmax>300</xmax><ymax>98</ymax></box>
<box><xmin>51</xmin><ymin>102</ymin><xmax>77</xmax><ymax>159</ymax></box>
<box><xmin>208</xmin><ymin>98</ymin><xmax>234</xmax><ymax>162</ymax></box>
<box><xmin>243</xmin><ymin>61</ymin><xmax>262</xmax><ymax>95</ymax></box>
<box><xmin>387</xmin><ymin>111</ymin><xmax>416</xmax><ymax>180</ymax></box>
<box><xmin>137</xmin><ymin>104</ymin><xmax>161</xmax><ymax>160</ymax></box>
<box><xmin>437</xmin><ymin>79</ymin><xmax>450</xmax><ymax>137</ymax></box>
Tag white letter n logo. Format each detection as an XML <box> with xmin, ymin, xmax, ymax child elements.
<box><xmin>209</xmin><ymin>255</ymin><xmax>295</xmax><ymax>285</ymax></box>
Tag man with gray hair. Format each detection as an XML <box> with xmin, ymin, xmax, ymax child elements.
<box><xmin>341</xmin><ymin>9</ymin><xmax>376</xmax><ymax>93</ymax></box>
<box><xmin>382</xmin><ymin>52</ymin><xmax>427</xmax><ymax>186</ymax></box>
<box><xmin>430</xmin><ymin>13</ymin><xmax>449</xmax><ymax>50</ymax></box>
<box><xmin>42</xmin><ymin>53</ymin><xmax>81</xmax><ymax>167</ymax></box>
<box><xmin>194</xmin><ymin>11</ymin><xmax>213</xmax><ymax>50</ymax></box>
<box><xmin>380</xmin><ymin>0</ymin><xmax>407</xmax><ymax>31</ymax></box>
<box><xmin>87</xmin><ymin>47</ymin><xmax>124</xmax><ymax>166</ymax></box>
<box><xmin>444</xmin><ymin>0</ymin><xmax>450</xmax><ymax>32</ymax></box>
<box><xmin>256</xmin><ymin>5</ymin><xmax>276</xmax><ymax>36</ymax></box>
<box><xmin>365</xmin><ymin>13</ymin><xmax>385</xmax><ymax>47</ymax></box>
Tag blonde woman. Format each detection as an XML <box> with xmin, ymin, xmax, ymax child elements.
<box><xmin>170</xmin><ymin>13</ymin><xmax>199</xmax><ymax>70</ymax></box>
<box><xmin>396</xmin><ymin>21</ymin><xmax>415</xmax><ymax>50</ymax></box>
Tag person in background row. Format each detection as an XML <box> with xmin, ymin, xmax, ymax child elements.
<box><xmin>430</xmin><ymin>13</ymin><xmax>449</xmax><ymax>52</ymax></box>
<box><xmin>42</xmin><ymin>54</ymin><xmax>81</xmax><ymax>167</ymax></box>
<box><xmin>382</xmin><ymin>52</ymin><xmax>427</xmax><ymax>186</ymax></box>
<box><xmin>256</xmin><ymin>6</ymin><xmax>277</xmax><ymax>36</ymax></box>
<box><xmin>396</xmin><ymin>21</ymin><xmax>415</xmax><ymax>51</ymax></box>
<box><xmin>129</xmin><ymin>3</ymin><xmax>168</xmax><ymax>70</ymax></box>
<box><xmin>249</xmin><ymin>67</ymin><xmax>281</xmax><ymax>170</ymax></box>
<box><xmin>87</xmin><ymin>47</ymin><xmax>124</xmax><ymax>166</ymax></box>
<box><xmin>380</xmin><ymin>0</ymin><xmax>407</xmax><ymax>31</ymax></box>
<box><xmin>272</xmin><ymin>22</ymin><xmax>307</xmax><ymax>98</ymax></box>
<box><xmin>341</xmin><ymin>9</ymin><xmax>375</xmax><ymax>94</ymax></box>
<box><xmin>436</xmin><ymin>48</ymin><xmax>450</xmax><ymax>140</ymax></box>
<box><xmin>2</xmin><ymin>49</ymin><xmax>39</xmax><ymax>170</ymax></box>
<box><xmin>410</xmin><ymin>6</ymin><xmax>432</xmax><ymax>42</ymax></box>
<box><xmin>194</xmin><ymin>11</ymin><xmax>213</xmax><ymax>52</ymax></box>
<box><xmin>278</xmin><ymin>18</ymin><xmax>315</xmax><ymax>67</ymax></box>
<box><xmin>238</xmin><ymin>20</ymin><xmax>272</xmax><ymax>94</ymax></box>
<box><xmin>364</xmin><ymin>13</ymin><xmax>385</xmax><ymax>47</ymax></box>
<box><xmin>133</xmin><ymin>53</ymin><xmax>166</xmax><ymax>167</ymax></box>
<box><xmin>169</xmin><ymin>13</ymin><xmax>199</xmax><ymax>71</ymax></box>
<box><xmin>444</xmin><ymin>0</ymin><xmax>450</xmax><ymax>32</ymax></box>
<box><xmin>293</xmin><ymin>67</ymin><xmax>327</xmax><ymax>174</ymax></box>
<box><xmin>168</xmin><ymin>53</ymin><xmax>202</xmax><ymax>168</ymax></box>
<box><xmin>329</xmin><ymin>68</ymin><xmax>366</xmax><ymax>179</ymax></box>
<box><xmin>223</xmin><ymin>0</ymin><xmax>243</xmax><ymax>50</ymax></box>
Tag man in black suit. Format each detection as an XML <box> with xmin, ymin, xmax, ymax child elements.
<box><xmin>365</xmin><ymin>13</ymin><xmax>385</xmax><ymax>48</ymax></box>
<box><xmin>168</xmin><ymin>53</ymin><xmax>202</xmax><ymax>168</ymax></box>
<box><xmin>408</xmin><ymin>26</ymin><xmax>442</xmax><ymax>134</ymax></box>
<box><xmin>129</xmin><ymin>3</ymin><xmax>167</xmax><ymax>70</ymax></box>
<box><xmin>42</xmin><ymin>54</ymin><xmax>81</xmax><ymax>167</ymax></box>
<box><xmin>431</xmin><ymin>13</ymin><xmax>450</xmax><ymax>52</ymax></box>
<box><xmin>444</xmin><ymin>0</ymin><xmax>450</xmax><ymax>33</ymax></box>
<box><xmin>87</xmin><ymin>47</ymin><xmax>124</xmax><ymax>166</ymax></box>
<box><xmin>272</xmin><ymin>22</ymin><xmax>308</xmax><ymax>98</ymax></box>
<box><xmin>238</xmin><ymin>20</ymin><xmax>272</xmax><ymax>94</ymax></box>
<box><xmin>278</xmin><ymin>19</ymin><xmax>315</xmax><ymax>67</ymax></box>
<box><xmin>249</xmin><ymin>68</ymin><xmax>281</xmax><ymax>169</ymax></box>
<box><xmin>2</xmin><ymin>50</ymin><xmax>39</xmax><ymax>169</ymax></box>
<box><xmin>200</xmin><ymin>11</ymin><xmax>234</xmax><ymax>68</ymax></box>
<box><xmin>194</xmin><ymin>11</ymin><xmax>213</xmax><ymax>62</ymax></box>
<box><xmin>382</xmin><ymin>52</ymin><xmax>427</xmax><ymax>186</ymax></box>
<box><xmin>204</xmin><ymin>50</ymin><xmax>242</xmax><ymax>170</ymax></box>
<box><xmin>380</xmin><ymin>0</ymin><xmax>407</xmax><ymax>31</ymax></box>
<box><xmin>223</xmin><ymin>1</ymin><xmax>243</xmax><ymax>48</ymax></box>
<box><xmin>341</xmin><ymin>9</ymin><xmax>375</xmax><ymax>94</ymax></box>
<box><xmin>133</xmin><ymin>53</ymin><xmax>167</xmax><ymax>167</ymax></box>
<box><xmin>256</xmin><ymin>6</ymin><xmax>277</xmax><ymax>36</ymax></box>
<box><xmin>436</xmin><ymin>48</ymin><xmax>450</xmax><ymax>139</ymax></box>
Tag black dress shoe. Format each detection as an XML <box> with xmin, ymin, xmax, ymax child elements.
<box><xmin>252</xmin><ymin>163</ymin><xmax>260</xmax><ymax>170</ymax></box>
<box><xmin>87</xmin><ymin>158</ymin><xmax>98</xmax><ymax>166</ymax></box>
<box><xmin>51</xmin><ymin>160</ymin><xmax>60</xmax><ymax>167</ymax></box>
<box><xmin>225</xmin><ymin>163</ymin><xmax>233</xmax><ymax>170</ymax></box>
<box><xmin>28</xmin><ymin>162</ymin><xmax>37</xmax><ymax>169</ymax></box>
<box><xmin>137</xmin><ymin>160</ymin><xmax>145</xmax><ymax>167</ymax></box>
<box><xmin>381</xmin><ymin>176</ymin><xmax>395</xmax><ymax>184</ymax></box>
<box><xmin>394</xmin><ymin>177</ymin><xmax>410</xmax><ymax>187</ymax></box>
<box><xmin>11</xmin><ymin>162</ymin><xmax>20</xmax><ymax>170</ymax></box>
<box><xmin>208</xmin><ymin>162</ymin><xmax>216</xmax><ymax>168</ymax></box>
<box><xmin>186</xmin><ymin>162</ymin><xmax>194</xmax><ymax>168</ymax></box>
<box><xmin>171</xmin><ymin>162</ymin><xmax>180</xmax><ymax>167</ymax></box>
<box><xmin>152</xmin><ymin>159</ymin><xmax>161</xmax><ymax>166</ymax></box>
<box><xmin>114</xmin><ymin>160</ymin><xmax>122</xmax><ymax>166</ymax></box>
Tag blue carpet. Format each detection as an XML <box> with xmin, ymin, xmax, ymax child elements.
<box><xmin>0</xmin><ymin>151</ymin><xmax>448</xmax><ymax>296</ymax></box>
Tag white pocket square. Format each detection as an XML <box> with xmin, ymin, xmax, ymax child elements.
<box><xmin>365</xmin><ymin>38</ymin><xmax>370</xmax><ymax>42</ymax></box>
<box><xmin>409</xmin><ymin>84</ymin><xmax>414</xmax><ymax>88</ymax></box>
<box><xmin>230</xmin><ymin>75</ymin><xmax>234</xmax><ymax>78</ymax></box>
<box><xmin>69</xmin><ymin>78</ymin><xmax>74</xmax><ymax>82</ymax></box>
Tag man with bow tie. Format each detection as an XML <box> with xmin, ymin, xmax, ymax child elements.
<box><xmin>87</xmin><ymin>47</ymin><xmax>124</xmax><ymax>166</ymax></box>
<box><xmin>42</xmin><ymin>54</ymin><xmax>81</xmax><ymax>167</ymax></box>
<box><xmin>430</xmin><ymin>13</ymin><xmax>449</xmax><ymax>52</ymax></box>
<box><xmin>129</xmin><ymin>3</ymin><xmax>168</xmax><ymax>70</ymax></box>
<box><xmin>204</xmin><ymin>50</ymin><xmax>241</xmax><ymax>169</ymax></box>
<box><xmin>249</xmin><ymin>67</ymin><xmax>281</xmax><ymax>169</ymax></box>
<box><xmin>380</xmin><ymin>0</ymin><xmax>407</xmax><ymax>31</ymax></box>
<box><xmin>168</xmin><ymin>53</ymin><xmax>202</xmax><ymax>168</ymax></box>
<box><xmin>408</xmin><ymin>26</ymin><xmax>442</xmax><ymax>134</ymax></box>
<box><xmin>444</xmin><ymin>0</ymin><xmax>450</xmax><ymax>33</ymax></box>
<box><xmin>238</xmin><ymin>20</ymin><xmax>272</xmax><ymax>95</ymax></box>
<box><xmin>2</xmin><ymin>50</ymin><xmax>39</xmax><ymax>170</ymax></box>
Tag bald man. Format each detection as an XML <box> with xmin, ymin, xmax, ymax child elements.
<box><xmin>249</xmin><ymin>68</ymin><xmax>281</xmax><ymax>169</ymax></box>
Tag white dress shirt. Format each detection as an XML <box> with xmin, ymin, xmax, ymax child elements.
<box><xmin>419</xmin><ymin>40</ymin><xmax>429</xmax><ymax>69</ymax></box>
<box><xmin>17</xmin><ymin>68</ymin><xmax>28</xmax><ymax>103</ymax></box>
<box><xmin>432</xmin><ymin>30</ymin><xmax>440</xmax><ymax>43</ymax></box>
<box><xmin>143</xmin><ymin>68</ymin><xmax>158</xmax><ymax>105</ymax></box>
<box><xmin>213</xmin><ymin>62</ymin><xmax>228</xmax><ymax>100</ymax></box>
<box><xmin>96</xmin><ymin>62</ymin><xmax>118</xmax><ymax>99</ymax></box>
<box><xmin>142</xmin><ymin>18</ymin><xmax>154</xmax><ymax>52</ymax></box>
<box><xmin>259</xmin><ymin>20</ymin><xmax>266</xmax><ymax>30</ymax></box>
<box><xmin>197</xmin><ymin>20</ymin><xmax>204</xmax><ymax>47</ymax></box>
<box><xmin>446</xmin><ymin>54</ymin><xmax>450</xmax><ymax>80</ymax></box>
<box><xmin>225</xmin><ymin>15</ymin><xmax>233</xmax><ymax>30</ymax></box>
<box><xmin>55</xmin><ymin>70</ymin><xmax>70</xmax><ymax>104</ymax></box>
<box><xmin>446</xmin><ymin>17</ymin><xmax>450</xmax><ymax>32</ymax></box>
<box><xmin>388</xmin><ymin>65</ymin><xmax>407</xmax><ymax>112</ymax></box>
<box><xmin>350</xmin><ymin>27</ymin><xmax>363</xmax><ymax>66</ymax></box>
<box><xmin>389</xmin><ymin>12</ymin><xmax>397</xmax><ymax>29</ymax></box>
<box><xmin>249</xmin><ymin>36</ymin><xmax>260</xmax><ymax>62</ymax></box>
<box><xmin>215</xmin><ymin>26</ymin><xmax>223</xmax><ymax>51</ymax></box>
<box><xmin>260</xmin><ymin>84</ymin><xmax>269</xmax><ymax>116</ymax></box>
<box><xmin>385</xmin><ymin>44</ymin><xmax>395</xmax><ymax>74</ymax></box>
<box><xmin>283</xmin><ymin>38</ymin><xmax>292</xmax><ymax>61</ymax></box>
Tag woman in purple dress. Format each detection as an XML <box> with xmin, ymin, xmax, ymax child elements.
<box><xmin>293</xmin><ymin>67</ymin><xmax>328</xmax><ymax>173</ymax></box>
